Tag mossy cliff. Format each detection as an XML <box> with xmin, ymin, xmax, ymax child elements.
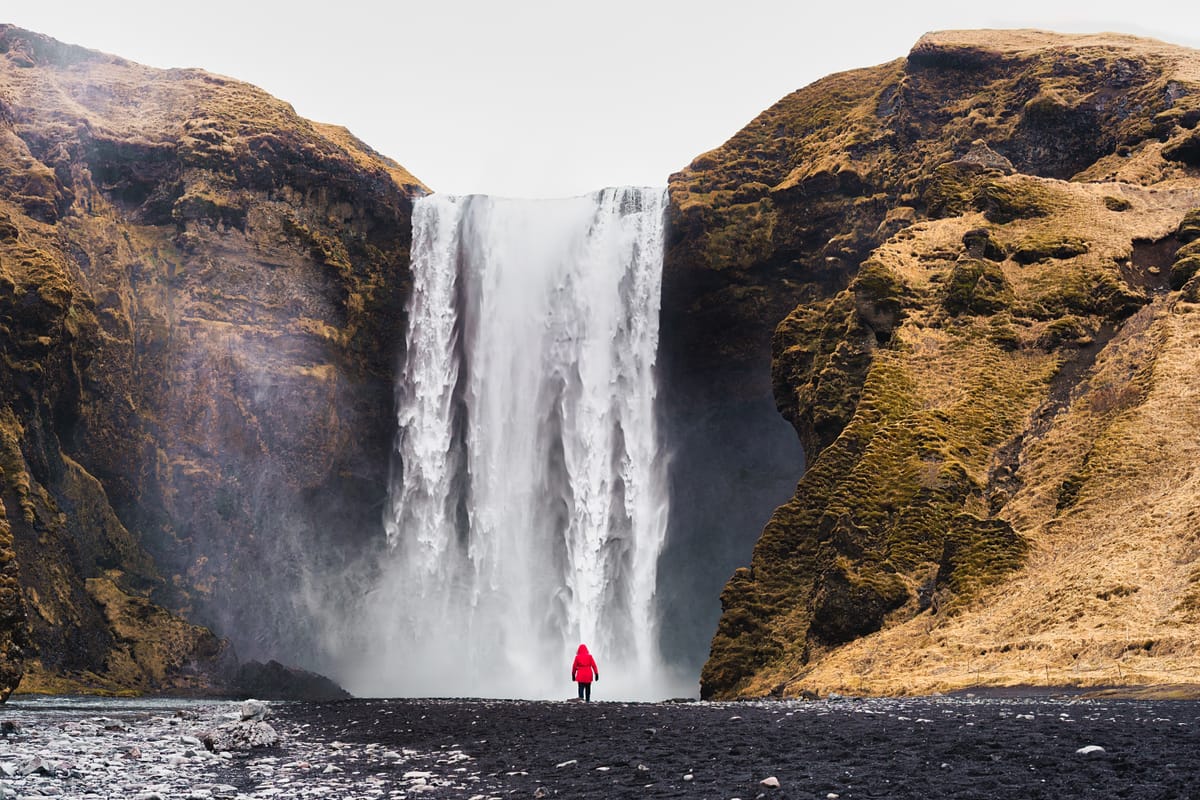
<box><xmin>0</xmin><ymin>25</ymin><xmax>423</xmax><ymax>699</ymax></box>
<box><xmin>674</xmin><ymin>30</ymin><xmax>1200</xmax><ymax>698</ymax></box>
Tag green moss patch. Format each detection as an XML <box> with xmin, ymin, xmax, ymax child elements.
<box><xmin>1011</xmin><ymin>233</ymin><xmax>1088</xmax><ymax>264</ymax></box>
<box><xmin>943</xmin><ymin>258</ymin><xmax>1013</xmax><ymax>315</ymax></box>
<box><xmin>700</xmin><ymin>199</ymin><xmax>778</xmax><ymax>271</ymax></box>
<box><xmin>977</xmin><ymin>177</ymin><xmax>1059</xmax><ymax>224</ymax></box>
<box><xmin>1178</xmin><ymin>209</ymin><xmax>1200</xmax><ymax>243</ymax></box>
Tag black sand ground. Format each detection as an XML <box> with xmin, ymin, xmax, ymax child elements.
<box><xmin>268</xmin><ymin>693</ymin><xmax>1200</xmax><ymax>799</ymax></box>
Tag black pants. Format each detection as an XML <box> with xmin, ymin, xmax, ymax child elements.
<box><xmin>577</xmin><ymin>682</ymin><xmax>592</xmax><ymax>701</ymax></box>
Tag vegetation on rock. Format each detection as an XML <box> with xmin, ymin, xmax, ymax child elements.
<box><xmin>0</xmin><ymin>24</ymin><xmax>423</xmax><ymax>697</ymax></box>
<box><xmin>673</xmin><ymin>29</ymin><xmax>1200</xmax><ymax>699</ymax></box>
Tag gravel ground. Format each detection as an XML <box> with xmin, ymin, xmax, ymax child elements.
<box><xmin>3</xmin><ymin>693</ymin><xmax>1199</xmax><ymax>799</ymax></box>
<box><xmin>275</xmin><ymin>693</ymin><xmax>1200</xmax><ymax>799</ymax></box>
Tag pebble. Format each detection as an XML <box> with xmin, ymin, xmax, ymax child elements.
<box><xmin>760</xmin><ymin>776</ymin><xmax>780</xmax><ymax>787</ymax></box>
<box><xmin>1076</xmin><ymin>745</ymin><xmax>1107</xmax><ymax>755</ymax></box>
<box><xmin>0</xmin><ymin>698</ymin><xmax>484</xmax><ymax>799</ymax></box>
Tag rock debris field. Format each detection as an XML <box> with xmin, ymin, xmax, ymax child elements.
<box><xmin>2</xmin><ymin>692</ymin><xmax>1199</xmax><ymax>799</ymax></box>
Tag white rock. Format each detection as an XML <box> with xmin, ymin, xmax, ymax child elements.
<box><xmin>555</xmin><ymin>760</ymin><xmax>578</xmax><ymax>768</ymax></box>
<box><xmin>683</xmin><ymin>773</ymin><xmax>694</xmax><ymax>781</ymax></box>
<box><xmin>202</xmin><ymin>720</ymin><xmax>278</xmax><ymax>751</ymax></box>
<box><xmin>240</xmin><ymin>700</ymin><xmax>270</xmax><ymax>722</ymax></box>
<box><xmin>760</xmin><ymin>776</ymin><xmax>781</xmax><ymax>787</ymax></box>
<box><xmin>1076</xmin><ymin>745</ymin><xmax>1106</xmax><ymax>755</ymax></box>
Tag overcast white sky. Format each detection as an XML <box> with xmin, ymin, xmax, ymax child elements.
<box><xmin>7</xmin><ymin>1</ymin><xmax>1200</xmax><ymax>198</ymax></box>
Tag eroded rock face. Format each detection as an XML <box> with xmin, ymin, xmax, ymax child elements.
<box><xmin>672</xmin><ymin>30</ymin><xmax>1200</xmax><ymax>698</ymax></box>
<box><xmin>0</xmin><ymin>25</ymin><xmax>423</xmax><ymax>695</ymax></box>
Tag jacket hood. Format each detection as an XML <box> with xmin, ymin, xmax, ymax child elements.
<box><xmin>577</xmin><ymin>644</ymin><xmax>589</xmax><ymax>655</ymax></box>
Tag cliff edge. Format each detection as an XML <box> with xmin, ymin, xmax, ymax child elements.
<box><xmin>680</xmin><ymin>30</ymin><xmax>1200</xmax><ymax>698</ymax></box>
<box><xmin>0</xmin><ymin>24</ymin><xmax>423</xmax><ymax>699</ymax></box>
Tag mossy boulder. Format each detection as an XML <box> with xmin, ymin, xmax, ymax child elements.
<box><xmin>1037</xmin><ymin>315</ymin><xmax>1093</xmax><ymax>349</ymax></box>
<box><xmin>1176</xmin><ymin>209</ymin><xmax>1200</xmax><ymax>243</ymax></box>
<box><xmin>852</xmin><ymin>259</ymin><xmax>906</xmax><ymax>337</ymax></box>
<box><xmin>924</xmin><ymin>163</ymin><xmax>989</xmax><ymax>219</ymax></box>
<box><xmin>962</xmin><ymin>227</ymin><xmax>1005</xmax><ymax>261</ymax></box>
<box><xmin>1162</xmin><ymin>129</ymin><xmax>1200</xmax><ymax>166</ymax></box>
<box><xmin>1171</xmin><ymin>255</ymin><xmax>1200</xmax><ymax>290</ymax></box>
<box><xmin>977</xmin><ymin>178</ymin><xmax>1057</xmax><ymax>224</ymax></box>
<box><xmin>943</xmin><ymin>258</ymin><xmax>1013</xmax><ymax>315</ymax></box>
<box><xmin>1011</xmin><ymin>234</ymin><xmax>1089</xmax><ymax>264</ymax></box>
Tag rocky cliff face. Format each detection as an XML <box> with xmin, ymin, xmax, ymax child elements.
<box><xmin>677</xmin><ymin>30</ymin><xmax>1200</xmax><ymax>698</ymax></box>
<box><xmin>0</xmin><ymin>25</ymin><xmax>423</xmax><ymax>699</ymax></box>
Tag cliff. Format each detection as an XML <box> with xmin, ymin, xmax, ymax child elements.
<box><xmin>0</xmin><ymin>25</ymin><xmax>423</xmax><ymax>699</ymax></box>
<box><xmin>681</xmin><ymin>30</ymin><xmax>1200</xmax><ymax>698</ymax></box>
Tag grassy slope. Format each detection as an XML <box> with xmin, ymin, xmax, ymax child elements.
<box><xmin>689</xmin><ymin>30</ymin><xmax>1200</xmax><ymax>698</ymax></box>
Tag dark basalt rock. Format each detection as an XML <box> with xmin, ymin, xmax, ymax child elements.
<box><xmin>229</xmin><ymin>659</ymin><xmax>351</xmax><ymax>702</ymax></box>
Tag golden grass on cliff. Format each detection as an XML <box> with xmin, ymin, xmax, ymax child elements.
<box><xmin>780</xmin><ymin>290</ymin><xmax>1200</xmax><ymax>698</ymax></box>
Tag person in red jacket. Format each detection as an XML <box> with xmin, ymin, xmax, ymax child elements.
<box><xmin>571</xmin><ymin>643</ymin><xmax>599</xmax><ymax>702</ymax></box>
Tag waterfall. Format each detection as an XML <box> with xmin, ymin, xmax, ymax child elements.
<box><xmin>354</xmin><ymin>187</ymin><xmax>679</xmax><ymax>700</ymax></box>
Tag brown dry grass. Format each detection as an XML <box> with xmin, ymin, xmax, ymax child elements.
<box><xmin>780</xmin><ymin>286</ymin><xmax>1200</xmax><ymax>698</ymax></box>
<box><xmin>737</xmin><ymin>165</ymin><xmax>1200</xmax><ymax>698</ymax></box>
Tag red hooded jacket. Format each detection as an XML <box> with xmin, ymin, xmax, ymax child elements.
<box><xmin>571</xmin><ymin>644</ymin><xmax>599</xmax><ymax>683</ymax></box>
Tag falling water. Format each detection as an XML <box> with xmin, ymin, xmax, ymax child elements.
<box><xmin>354</xmin><ymin>187</ymin><xmax>678</xmax><ymax>699</ymax></box>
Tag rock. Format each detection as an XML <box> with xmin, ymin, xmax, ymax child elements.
<box><xmin>760</xmin><ymin>776</ymin><xmax>781</xmax><ymax>787</ymax></box>
<box><xmin>201</xmin><ymin>720</ymin><xmax>279</xmax><ymax>752</ymax></box>
<box><xmin>0</xmin><ymin>719</ymin><xmax>19</xmax><ymax>736</ymax></box>
<box><xmin>0</xmin><ymin>24</ymin><xmax>422</xmax><ymax>700</ymax></box>
<box><xmin>17</xmin><ymin>755</ymin><xmax>49</xmax><ymax>775</ymax></box>
<box><xmin>1076</xmin><ymin>745</ymin><xmax>1107</xmax><ymax>756</ymax></box>
<box><xmin>231</xmin><ymin>660</ymin><xmax>351</xmax><ymax>702</ymax></box>
<box><xmin>240</xmin><ymin>699</ymin><xmax>270</xmax><ymax>721</ymax></box>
